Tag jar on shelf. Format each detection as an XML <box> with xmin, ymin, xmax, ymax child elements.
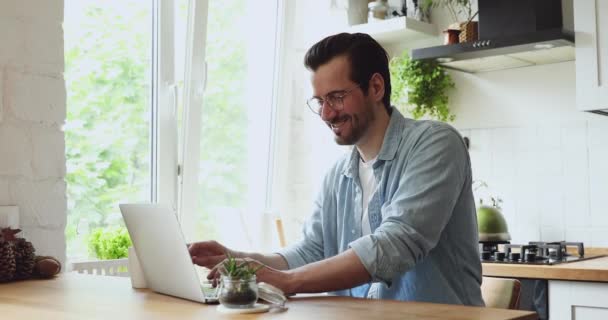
<box><xmin>368</xmin><ymin>0</ymin><xmax>389</xmax><ymax>23</ymax></box>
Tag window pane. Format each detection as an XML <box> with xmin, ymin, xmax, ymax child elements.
<box><xmin>64</xmin><ymin>0</ymin><xmax>153</xmax><ymax>260</ymax></box>
<box><xmin>191</xmin><ymin>0</ymin><xmax>279</xmax><ymax>250</ymax></box>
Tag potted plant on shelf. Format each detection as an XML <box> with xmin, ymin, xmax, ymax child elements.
<box><xmin>422</xmin><ymin>0</ymin><xmax>478</xmax><ymax>43</ymax></box>
<box><xmin>218</xmin><ymin>254</ymin><xmax>265</xmax><ymax>309</ymax></box>
<box><xmin>88</xmin><ymin>226</ymin><xmax>132</xmax><ymax>260</ymax></box>
<box><xmin>389</xmin><ymin>52</ymin><xmax>455</xmax><ymax>122</ymax></box>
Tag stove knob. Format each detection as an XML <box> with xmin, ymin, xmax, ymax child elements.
<box><xmin>509</xmin><ymin>253</ymin><xmax>521</xmax><ymax>261</ymax></box>
<box><xmin>525</xmin><ymin>253</ymin><xmax>536</xmax><ymax>262</ymax></box>
<box><xmin>494</xmin><ymin>252</ymin><xmax>506</xmax><ymax>261</ymax></box>
<box><xmin>481</xmin><ymin>251</ymin><xmax>492</xmax><ymax>260</ymax></box>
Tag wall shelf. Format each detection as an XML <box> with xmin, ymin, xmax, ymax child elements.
<box><xmin>347</xmin><ymin>17</ymin><xmax>437</xmax><ymax>48</ymax></box>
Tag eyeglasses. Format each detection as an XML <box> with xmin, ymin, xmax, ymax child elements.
<box><xmin>306</xmin><ymin>84</ymin><xmax>361</xmax><ymax>115</ymax></box>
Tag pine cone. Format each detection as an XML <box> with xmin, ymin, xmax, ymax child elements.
<box><xmin>0</xmin><ymin>241</ymin><xmax>16</xmax><ymax>282</ymax></box>
<box><xmin>14</xmin><ymin>238</ymin><xmax>36</xmax><ymax>280</ymax></box>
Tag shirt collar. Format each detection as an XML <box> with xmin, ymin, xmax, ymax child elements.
<box><xmin>342</xmin><ymin>107</ymin><xmax>406</xmax><ymax>178</ymax></box>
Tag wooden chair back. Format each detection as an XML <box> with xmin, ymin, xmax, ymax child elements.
<box><xmin>481</xmin><ymin>276</ymin><xmax>521</xmax><ymax>309</ymax></box>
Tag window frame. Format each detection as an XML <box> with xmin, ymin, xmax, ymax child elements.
<box><xmin>174</xmin><ymin>0</ymin><xmax>209</xmax><ymax>240</ymax></box>
<box><xmin>173</xmin><ymin>0</ymin><xmax>286</xmax><ymax>245</ymax></box>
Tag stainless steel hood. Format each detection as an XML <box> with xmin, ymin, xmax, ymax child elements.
<box><xmin>411</xmin><ymin>29</ymin><xmax>575</xmax><ymax>73</ymax></box>
<box><xmin>411</xmin><ymin>0</ymin><xmax>575</xmax><ymax>73</ymax></box>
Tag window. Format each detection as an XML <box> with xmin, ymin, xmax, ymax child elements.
<box><xmin>64</xmin><ymin>0</ymin><xmax>284</xmax><ymax>260</ymax></box>
<box><xmin>178</xmin><ymin>0</ymin><xmax>283</xmax><ymax>250</ymax></box>
<box><xmin>64</xmin><ymin>0</ymin><xmax>153</xmax><ymax>260</ymax></box>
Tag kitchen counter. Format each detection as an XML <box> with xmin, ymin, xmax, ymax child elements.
<box><xmin>483</xmin><ymin>252</ymin><xmax>608</xmax><ymax>282</ymax></box>
<box><xmin>0</xmin><ymin>273</ymin><xmax>537</xmax><ymax>320</ymax></box>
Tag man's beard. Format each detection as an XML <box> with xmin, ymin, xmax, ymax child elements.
<box><xmin>333</xmin><ymin>104</ymin><xmax>375</xmax><ymax>145</ymax></box>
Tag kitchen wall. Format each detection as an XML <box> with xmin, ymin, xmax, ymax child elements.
<box><xmin>276</xmin><ymin>0</ymin><xmax>608</xmax><ymax>248</ymax></box>
<box><xmin>452</xmin><ymin>62</ymin><xmax>608</xmax><ymax>246</ymax></box>
<box><xmin>0</xmin><ymin>0</ymin><xmax>66</xmax><ymax>264</ymax></box>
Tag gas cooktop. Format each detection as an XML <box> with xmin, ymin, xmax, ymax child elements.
<box><xmin>479</xmin><ymin>241</ymin><xmax>604</xmax><ymax>265</ymax></box>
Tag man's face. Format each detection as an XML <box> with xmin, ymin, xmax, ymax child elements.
<box><xmin>310</xmin><ymin>56</ymin><xmax>375</xmax><ymax>146</ymax></box>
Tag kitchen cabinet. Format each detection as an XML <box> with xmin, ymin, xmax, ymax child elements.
<box><xmin>483</xmin><ymin>254</ymin><xmax>608</xmax><ymax>320</ymax></box>
<box><xmin>549</xmin><ymin>281</ymin><xmax>608</xmax><ymax>320</ymax></box>
<box><xmin>574</xmin><ymin>0</ymin><xmax>608</xmax><ymax>115</ymax></box>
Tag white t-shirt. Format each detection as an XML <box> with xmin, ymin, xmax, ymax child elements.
<box><xmin>359</xmin><ymin>155</ymin><xmax>380</xmax><ymax>298</ymax></box>
<box><xmin>359</xmin><ymin>156</ymin><xmax>378</xmax><ymax>236</ymax></box>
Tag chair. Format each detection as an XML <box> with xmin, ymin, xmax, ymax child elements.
<box><xmin>481</xmin><ymin>276</ymin><xmax>521</xmax><ymax>309</ymax></box>
<box><xmin>71</xmin><ymin>259</ymin><xmax>130</xmax><ymax>277</ymax></box>
<box><xmin>274</xmin><ymin>217</ymin><xmax>287</xmax><ymax>248</ymax></box>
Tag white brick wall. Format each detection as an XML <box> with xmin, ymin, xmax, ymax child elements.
<box><xmin>0</xmin><ymin>123</ymin><xmax>32</xmax><ymax>177</ymax></box>
<box><xmin>0</xmin><ymin>69</ymin><xmax>4</xmax><ymax>122</ymax></box>
<box><xmin>6</xmin><ymin>70</ymin><xmax>66</xmax><ymax>124</ymax></box>
<box><xmin>0</xmin><ymin>0</ymin><xmax>66</xmax><ymax>265</ymax></box>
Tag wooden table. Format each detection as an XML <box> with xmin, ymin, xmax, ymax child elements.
<box><xmin>0</xmin><ymin>274</ymin><xmax>537</xmax><ymax>320</ymax></box>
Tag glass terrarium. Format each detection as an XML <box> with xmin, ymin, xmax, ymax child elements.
<box><xmin>218</xmin><ymin>275</ymin><xmax>259</xmax><ymax>308</ymax></box>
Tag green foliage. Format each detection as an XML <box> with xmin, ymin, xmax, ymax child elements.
<box><xmin>390</xmin><ymin>52</ymin><xmax>456</xmax><ymax>122</ymax></box>
<box><xmin>221</xmin><ymin>253</ymin><xmax>264</xmax><ymax>281</ymax></box>
<box><xmin>64</xmin><ymin>0</ymin><xmax>151</xmax><ymax>258</ymax></box>
<box><xmin>88</xmin><ymin>226</ymin><xmax>132</xmax><ymax>260</ymax></box>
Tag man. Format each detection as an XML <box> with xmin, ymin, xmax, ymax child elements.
<box><xmin>189</xmin><ymin>33</ymin><xmax>484</xmax><ymax>305</ymax></box>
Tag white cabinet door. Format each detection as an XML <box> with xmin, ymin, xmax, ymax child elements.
<box><xmin>574</xmin><ymin>0</ymin><xmax>608</xmax><ymax>115</ymax></box>
<box><xmin>549</xmin><ymin>280</ymin><xmax>608</xmax><ymax>320</ymax></box>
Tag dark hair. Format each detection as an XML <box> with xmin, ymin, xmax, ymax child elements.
<box><xmin>304</xmin><ymin>33</ymin><xmax>391</xmax><ymax>112</ymax></box>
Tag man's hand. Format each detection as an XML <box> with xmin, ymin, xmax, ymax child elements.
<box><xmin>207</xmin><ymin>257</ymin><xmax>295</xmax><ymax>294</ymax></box>
<box><xmin>188</xmin><ymin>240</ymin><xmax>234</xmax><ymax>269</ymax></box>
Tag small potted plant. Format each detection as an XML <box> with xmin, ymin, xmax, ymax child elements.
<box><xmin>422</xmin><ymin>0</ymin><xmax>478</xmax><ymax>43</ymax></box>
<box><xmin>218</xmin><ymin>254</ymin><xmax>265</xmax><ymax>309</ymax></box>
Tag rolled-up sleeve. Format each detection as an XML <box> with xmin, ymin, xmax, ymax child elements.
<box><xmin>349</xmin><ymin>126</ymin><xmax>469</xmax><ymax>285</ymax></box>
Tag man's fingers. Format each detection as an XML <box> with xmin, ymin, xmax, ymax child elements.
<box><xmin>207</xmin><ymin>263</ymin><xmax>224</xmax><ymax>287</ymax></box>
<box><xmin>188</xmin><ymin>243</ymin><xmax>206</xmax><ymax>255</ymax></box>
<box><xmin>188</xmin><ymin>241</ymin><xmax>226</xmax><ymax>257</ymax></box>
<box><xmin>192</xmin><ymin>255</ymin><xmax>225</xmax><ymax>268</ymax></box>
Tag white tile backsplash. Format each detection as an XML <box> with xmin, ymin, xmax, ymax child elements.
<box><xmin>536</xmin><ymin>148</ymin><xmax>562</xmax><ymax>176</ymax></box>
<box><xmin>541</xmin><ymin>226</ymin><xmax>565</xmax><ymax>242</ymax></box>
<box><xmin>565</xmin><ymin>227</ymin><xmax>593</xmax><ymax>245</ymax></box>
<box><xmin>465</xmin><ymin>119</ymin><xmax>608</xmax><ymax>246</ymax></box>
<box><xmin>515</xmin><ymin>151</ymin><xmax>539</xmax><ymax>177</ymax></box>
<box><xmin>589</xmin><ymin>172</ymin><xmax>608</xmax><ymax>227</ymax></box>
<box><xmin>591</xmin><ymin>229</ymin><xmax>608</xmax><ymax>247</ymax></box>
<box><xmin>537</xmin><ymin>124</ymin><xmax>562</xmax><ymax>149</ymax></box>
<box><xmin>513</xmin><ymin>127</ymin><xmax>538</xmax><ymax>152</ymax></box>
<box><xmin>511</xmin><ymin>225</ymin><xmax>541</xmax><ymax>244</ymax></box>
<box><xmin>560</xmin><ymin>121</ymin><xmax>588</xmax><ymax>150</ymax></box>
<box><xmin>588</xmin><ymin>118</ymin><xmax>608</xmax><ymax>146</ymax></box>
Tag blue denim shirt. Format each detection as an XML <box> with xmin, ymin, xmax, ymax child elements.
<box><xmin>278</xmin><ymin>108</ymin><xmax>484</xmax><ymax>306</ymax></box>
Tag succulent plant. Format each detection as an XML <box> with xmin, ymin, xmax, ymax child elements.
<box><xmin>220</xmin><ymin>253</ymin><xmax>264</xmax><ymax>281</ymax></box>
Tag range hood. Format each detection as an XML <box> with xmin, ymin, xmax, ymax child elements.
<box><xmin>411</xmin><ymin>0</ymin><xmax>575</xmax><ymax>73</ymax></box>
<box><xmin>411</xmin><ymin>29</ymin><xmax>574</xmax><ymax>73</ymax></box>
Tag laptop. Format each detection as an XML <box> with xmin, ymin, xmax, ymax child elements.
<box><xmin>119</xmin><ymin>203</ymin><xmax>219</xmax><ymax>303</ymax></box>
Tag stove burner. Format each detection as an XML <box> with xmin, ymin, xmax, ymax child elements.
<box><xmin>478</xmin><ymin>241</ymin><xmax>595</xmax><ymax>265</ymax></box>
